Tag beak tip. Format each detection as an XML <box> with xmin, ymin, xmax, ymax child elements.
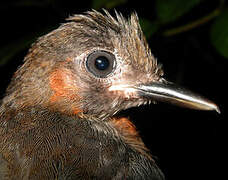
<box><xmin>206</xmin><ymin>101</ymin><xmax>220</xmax><ymax>114</ymax></box>
<box><xmin>214</xmin><ymin>105</ymin><xmax>221</xmax><ymax>114</ymax></box>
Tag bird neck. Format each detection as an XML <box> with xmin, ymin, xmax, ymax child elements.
<box><xmin>0</xmin><ymin>104</ymin><xmax>151</xmax><ymax>160</ymax></box>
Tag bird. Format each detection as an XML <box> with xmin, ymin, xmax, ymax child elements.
<box><xmin>0</xmin><ymin>10</ymin><xmax>219</xmax><ymax>180</ymax></box>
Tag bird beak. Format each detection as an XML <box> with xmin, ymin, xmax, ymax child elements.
<box><xmin>134</xmin><ymin>79</ymin><xmax>220</xmax><ymax>113</ymax></box>
<box><xmin>109</xmin><ymin>79</ymin><xmax>220</xmax><ymax>113</ymax></box>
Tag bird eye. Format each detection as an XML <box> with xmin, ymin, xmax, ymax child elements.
<box><xmin>86</xmin><ymin>50</ymin><xmax>116</xmax><ymax>78</ymax></box>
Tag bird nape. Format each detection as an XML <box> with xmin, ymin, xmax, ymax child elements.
<box><xmin>0</xmin><ymin>10</ymin><xmax>219</xmax><ymax>180</ymax></box>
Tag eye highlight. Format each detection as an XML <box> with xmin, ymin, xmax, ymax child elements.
<box><xmin>94</xmin><ymin>56</ymin><xmax>110</xmax><ymax>71</ymax></box>
<box><xmin>86</xmin><ymin>50</ymin><xmax>116</xmax><ymax>78</ymax></box>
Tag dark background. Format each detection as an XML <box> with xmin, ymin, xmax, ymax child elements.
<box><xmin>0</xmin><ymin>0</ymin><xmax>226</xmax><ymax>179</ymax></box>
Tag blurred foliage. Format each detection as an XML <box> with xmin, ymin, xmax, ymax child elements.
<box><xmin>0</xmin><ymin>0</ymin><xmax>228</xmax><ymax>66</ymax></box>
<box><xmin>92</xmin><ymin>0</ymin><xmax>127</xmax><ymax>9</ymax></box>
<box><xmin>210</xmin><ymin>8</ymin><xmax>228</xmax><ymax>58</ymax></box>
<box><xmin>139</xmin><ymin>18</ymin><xmax>160</xmax><ymax>38</ymax></box>
<box><xmin>155</xmin><ymin>0</ymin><xmax>202</xmax><ymax>24</ymax></box>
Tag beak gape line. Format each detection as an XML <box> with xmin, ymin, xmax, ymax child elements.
<box><xmin>109</xmin><ymin>79</ymin><xmax>220</xmax><ymax>113</ymax></box>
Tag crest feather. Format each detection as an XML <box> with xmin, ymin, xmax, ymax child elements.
<box><xmin>67</xmin><ymin>10</ymin><xmax>160</xmax><ymax>75</ymax></box>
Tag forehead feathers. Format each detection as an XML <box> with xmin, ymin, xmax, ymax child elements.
<box><xmin>67</xmin><ymin>10</ymin><xmax>160</xmax><ymax>74</ymax></box>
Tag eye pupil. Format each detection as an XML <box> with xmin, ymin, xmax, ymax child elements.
<box><xmin>95</xmin><ymin>56</ymin><xmax>110</xmax><ymax>70</ymax></box>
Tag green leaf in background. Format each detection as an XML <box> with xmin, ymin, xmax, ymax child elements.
<box><xmin>210</xmin><ymin>9</ymin><xmax>228</xmax><ymax>59</ymax></box>
<box><xmin>155</xmin><ymin>0</ymin><xmax>202</xmax><ymax>24</ymax></box>
<box><xmin>92</xmin><ymin>0</ymin><xmax>127</xmax><ymax>10</ymax></box>
<box><xmin>139</xmin><ymin>18</ymin><xmax>159</xmax><ymax>38</ymax></box>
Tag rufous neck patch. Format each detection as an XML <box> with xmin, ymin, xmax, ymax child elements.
<box><xmin>110</xmin><ymin>117</ymin><xmax>151</xmax><ymax>159</ymax></box>
<box><xmin>111</xmin><ymin>117</ymin><xmax>138</xmax><ymax>137</ymax></box>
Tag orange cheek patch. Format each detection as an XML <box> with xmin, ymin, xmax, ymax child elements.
<box><xmin>49</xmin><ymin>68</ymin><xmax>82</xmax><ymax>113</ymax></box>
<box><xmin>49</xmin><ymin>70</ymin><xmax>67</xmax><ymax>102</ymax></box>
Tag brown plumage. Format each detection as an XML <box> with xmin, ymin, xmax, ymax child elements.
<box><xmin>0</xmin><ymin>10</ymin><xmax>219</xmax><ymax>179</ymax></box>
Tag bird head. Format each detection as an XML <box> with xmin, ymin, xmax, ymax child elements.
<box><xmin>3</xmin><ymin>10</ymin><xmax>219</xmax><ymax>119</ymax></box>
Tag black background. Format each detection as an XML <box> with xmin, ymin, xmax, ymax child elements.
<box><xmin>0</xmin><ymin>1</ymin><xmax>226</xmax><ymax>179</ymax></box>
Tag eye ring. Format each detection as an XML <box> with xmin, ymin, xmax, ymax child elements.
<box><xmin>86</xmin><ymin>50</ymin><xmax>116</xmax><ymax>78</ymax></box>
